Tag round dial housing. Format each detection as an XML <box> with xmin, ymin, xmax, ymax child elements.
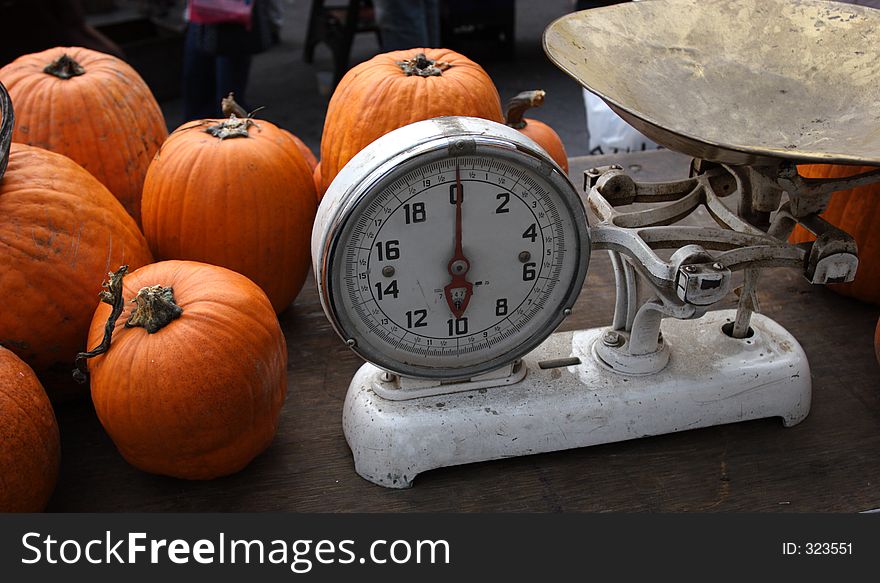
<box><xmin>313</xmin><ymin>117</ymin><xmax>589</xmax><ymax>379</ymax></box>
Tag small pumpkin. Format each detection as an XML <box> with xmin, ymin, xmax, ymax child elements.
<box><xmin>141</xmin><ymin>111</ymin><xmax>317</xmax><ymax>313</ymax></box>
<box><xmin>80</xmin><ymin>261</ymin><xmax>287</xmax><ymax>479</ymax></box>
<box><xmin>0</xmin><ymin>47</ymin><xmax>168</xmax><ymax>225</ymax></box>
<box><xmin>790</xmin><ymin>164</ymin><xmax>880</xmax><ymax>305</ymax></box>
<box><xmin>0</xmin><ymin>143</ymin><xmax>154</xmax><ymax>399</ymax></box>
<box><xmin>0</xmin><ymin>346</ymin><xmax>60</xmax><ymax>512</ymax></box>
<box><xmin>319</xmin><ymin>48</ymin><xmax>504</xmax><ymax>196</ymax></box>
<box><xmin>505</xmin><ymin>90</ymin><xmax>569</xmax><ymax>173</ymax></box>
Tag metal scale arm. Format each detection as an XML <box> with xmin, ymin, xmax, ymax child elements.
<box><xmin>584</xmin><ymin>161</ymin><xmax>877</xmax><ymax>375</ymax></box>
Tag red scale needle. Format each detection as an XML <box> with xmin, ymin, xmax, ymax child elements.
<box><xmin>444</xmin><ymin>165</ymin><xmax>474</xmax><ymax>319</ymax></box>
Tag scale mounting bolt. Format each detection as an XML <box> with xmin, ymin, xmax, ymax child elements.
<box><xmin>518</xmin><ymin>251</ymin><xmax>531</xmax><ymax>263</ymax></box>
<box><xmin>712</xmin><ymin>262</ymin><xmax>725</xmax><ymax>271</ymax></box>
<box><xmin>382</xmin><ymin>265</ymin><xmax>395</xmax><ymax>277</ymax></box>
<box><xmin>683</xmin><ymin>264</ymin><xmax>697</xmax><ymax>273</ymax></box>
<box><xmin>603</xmin><ymin>330</ymin><xmax>624</xmax><ymax>347</ymax></box>
<box><xmin>346</xmin><ymin>338</ymin><xmax>357</xmax><ymax>347</ymax></box>
<box><xmin>563</xmin><ymin>308</ymin><xmax>572</xmax><ymax>316</ymax></box>
<box><xmin>380</xmin><ymin>371</ymin><xmax>396</xmax><ymax>383</ymax></box>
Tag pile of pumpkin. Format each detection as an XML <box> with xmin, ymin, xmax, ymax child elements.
<box><xmin>2</xmin><ymin>44</ymin><xmax>877</xmax><ymax>513</ymax></box>
<box><xmin>0</xmin><ymin>46</ymin><xmax>573</xmax><ymax>512</ymax></box>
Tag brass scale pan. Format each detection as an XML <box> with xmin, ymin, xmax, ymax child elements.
<box><xmin>544</xmin><ymin>0</ymin><xmax>880</xmax><ymax>167</ymax></box>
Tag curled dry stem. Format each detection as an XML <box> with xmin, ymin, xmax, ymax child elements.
<box><xmin>206</xmin><ymin>93</ymin><xmax>266</xmax><ymax>139</ymax></box>
<box><xmin>73</xmin><ymin>265</ymin><xmax>129</xmax><ymax>383</ymax></box>
<box><xmin>505</xmin><ymin>89</ymin><xmax>546</xmax><ymax>130</ymax></box>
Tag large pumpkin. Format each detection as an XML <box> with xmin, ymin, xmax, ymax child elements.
<box><xmin>505</xmin><ymin>90</ymin><xmax>569</xmax><ymax>173</ymax></box>
<box><xmin>82</xmin><ymin>261</ymin><xmax>287</xmax><ymax>479</ymax></box>
<box><xmin>0</xmin><ymin>47</ymin><xmax>168</xmax><ymax>225</ymax></box>
<box><xmin>0</xmin><ymin>144</ymin><xmax>153</xmax><ymax>399</ymax></box>
<box><xmin>141</xmin><ymin>114</ymin><xmax>317</xmax><ymax>314</ymax></box>
<box><xmin>319</xmin><ymin>48</ymin><xmax>504</xmax><ymax>196</ymax></box>
<box><xmin>790</xmin><ymin>164</ymin><xmax>880</xmax><ymax>304</ymax></box>
<box><xmin>0</xmin><ymin>346</ymin><xmax>60</xmax><ymax>511</ymax></box>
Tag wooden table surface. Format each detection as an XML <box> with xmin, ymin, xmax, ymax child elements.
<box><xmin>47</xmin><ymin>149</ymin><xmax>880</xmax><ymax>512</ymax></box>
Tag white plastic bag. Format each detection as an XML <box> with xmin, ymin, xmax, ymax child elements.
<box><xmin>583</xmin><ymin>88</ymin><xmax>661</xmax><ymax>155</ymax></box>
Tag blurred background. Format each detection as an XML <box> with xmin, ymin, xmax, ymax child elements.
<box><xmin>4</xmin><ymin>0</ymin><xmax>877</xmax><ymax>161</ymax></box>
<box><xmin>0</xmin><ymin>0</ymin><xmax>604</xmax><ymax>157</ymax></box>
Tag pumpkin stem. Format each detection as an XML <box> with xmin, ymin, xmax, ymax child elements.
<box><xmin>125</xmin><ymin>285</ymin><xmax>183</xmax><ymax>333</ymax></box>
<box><xmin>44</xmin><ymin>54</ymin><xmax>86</xmax><ymax>80</ymax></box>
<box><xmin>505</xmin><ymin>90</ymin><xmax>546</xmax><ymax>130</ymax></box>
<box><xmin>221</xmin><ymin>92</ymin><xmax>248</xmax><ymax>118</ymax></box>
<box><xmin>221</xmin><ymin>92</ymin><xmax>266</xmax><ymax>119</ymax></box>
<box><xmin>73</xmin><ymin>265</ymin><xmax>129</xmax><ymax>383</ymax></box>
<box><xmin>204</xmin><ymin>114</ymin><xmax>259</xmax><ymax>140</ymax></box>
<box><xmin>0</xmin><ymin>80</ymin><xmax>12</xmax><ymax>184</ymax></box>
<box><xmin>396</xmin><ymin>52</ymin><xmax>451</xmax><ymax>77</ymax></box>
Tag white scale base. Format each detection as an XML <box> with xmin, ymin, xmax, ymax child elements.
<box><xmin>342</xmin><ymin>310</ymin><xmax>811</xmax><ymax>488</ymax></box>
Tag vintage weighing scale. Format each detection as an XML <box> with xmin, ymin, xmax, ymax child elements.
<box><xmin>312</xmin><ymin>0</ymin><xmax>880</xmax><ymax>488</ymax></box>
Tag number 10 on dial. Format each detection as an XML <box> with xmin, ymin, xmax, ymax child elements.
<box><xmin>313</xmin><ymin>117</ymin><xmax>589</xmax><ymax>380</ymax></box>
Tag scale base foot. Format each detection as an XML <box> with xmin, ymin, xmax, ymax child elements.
<box><xmin>342</xmin><ymin>310</ymin><xmax>811</xmax><ymax>488</ymax></box>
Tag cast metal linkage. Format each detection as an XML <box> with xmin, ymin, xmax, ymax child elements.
<box><xmin>585</xmin><ymin>160</ymin><xmax>880</xmax><ymax>375</ymax></box>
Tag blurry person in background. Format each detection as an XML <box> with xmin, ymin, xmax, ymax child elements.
<box><xmin>267</xmin><ymin>0</ymin><xmax>285</xmax><ymax>45</ymax></box>
<box><xmin>182</xmin><ymin>0</ymin><xmax>273</xmax><ymax>120</ymax></box>
<box><xmin>372</xmin><ymin>0</ymin><xmax>440</xmax><ymax>51</ymax></box>
<box><xmin>0</xmin><ymin>0</ymin><xmax>123</xmax><ymax>66</ymax></box>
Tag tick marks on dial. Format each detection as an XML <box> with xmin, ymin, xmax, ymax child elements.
<box><xmin>335</xmin><ymin>154</ymin><xmax>577</xmax><ymax>373</ymax></box>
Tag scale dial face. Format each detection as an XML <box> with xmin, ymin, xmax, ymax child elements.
<box><xmin>313</xmin><ymin>117</ymin><xmax>589</xmax><ymax>379</ymax></box>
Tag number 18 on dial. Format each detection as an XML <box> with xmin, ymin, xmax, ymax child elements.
<box><xmin>312</xmin><ymin>117</ymin><xmax>589</xmax><ymax>380</ymax></box>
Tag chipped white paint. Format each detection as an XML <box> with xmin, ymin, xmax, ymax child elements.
<box><xmin>343</xmin><ymin>310</ymin><xmax>810</xmax><ymax>488</ymax></box>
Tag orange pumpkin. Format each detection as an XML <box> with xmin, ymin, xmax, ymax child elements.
<box><xmin>505</xmin><ymin>90</ymin><xmax>569</xmax><ymax>173</ymax></box>
<box><xmin>0</xmin><ymin>346</ymin><xmax>60</xmax><ymax>511</ymax></box>
<box><xmin>0</xmin><ymin>47</ymin><xmax>168</xmax><ymax>226</ymax></box>
<box><xmin>313</xmin><ymin>161</ymin><xmax>324</xmax><ymax>201</ymax></box>
<box><xmin>141</xmin><ymin>114</ymin><xmax>317</xmax><ymax>313</ymax></box>
<box><xmin>790</xmin><ymin>164</ymin><xmax>880</xmax><ymax>304</ymax></box>
<box><xmin>289</xmin><ymin>132</ymin><xmax>318</xmax><ymax>172</ymax></box>
<box><xmin>319</xmin><ymin>48</ymin><xmax>504</xmax><ymax>196</ymax></box>
<box><xmin>82</xmin><ymin>261</ymin><xmax>287</xmax><ymax>479</ymax></box>
<box><xmin>0</xmin><ymin>144</ymin><xmax>153</xmax><ymax>399</ymax></box>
